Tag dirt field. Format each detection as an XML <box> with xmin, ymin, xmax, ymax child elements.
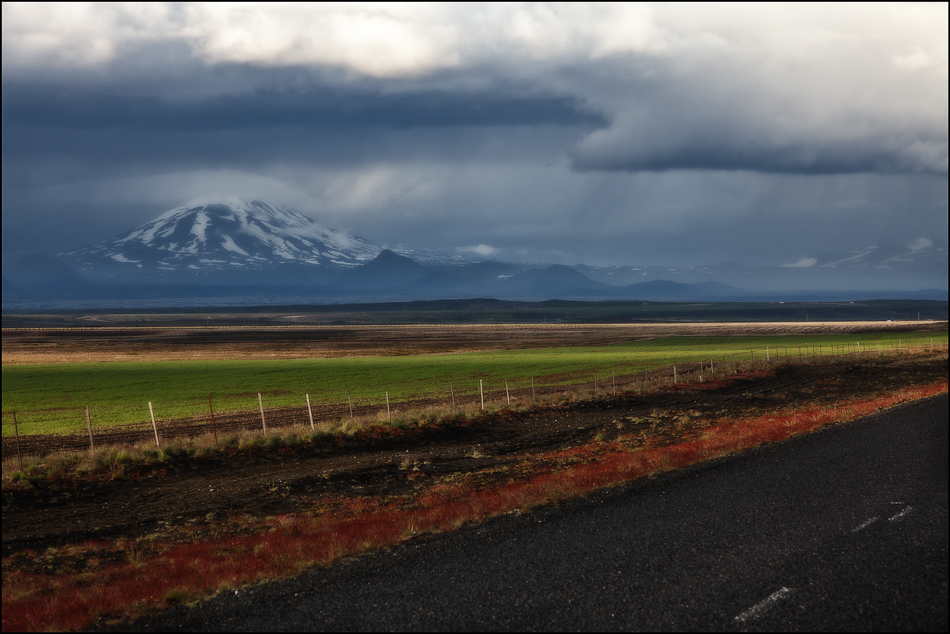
<box><xmin>2</xmin><ymin>320</ymin><xmax>941</xmax><ymax>364</ymax></box>
<box><xmin>3</xmin><ymin>352</ymin><xmax>947</xmax><ymax>562</ymax></box>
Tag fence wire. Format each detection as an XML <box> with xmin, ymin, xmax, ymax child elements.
<box><xmin>3</xmin><ymin>341</ymin><xmax>944</xmax><ymax>459</ymax></box>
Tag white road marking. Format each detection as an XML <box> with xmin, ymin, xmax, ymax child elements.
<box><xmin>734</xmin><ymin>587</ymin><xmax>793</xmax><ymax>623</ymax></box>
<box><xmin>888</xmin><ymin>506</ymin><xmax>913</xmax><ymax>522</ymax></box>
<box><xmin>851</xmin><ymin>517</ymin><xmax>879</xmax><ymax>533</ymax></box>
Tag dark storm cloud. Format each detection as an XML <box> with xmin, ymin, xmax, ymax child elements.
<box><xmin>1</xmin><ymin>3</ymin><xmax>947</xmax><ymax>276</ymax></box>
<box><xmin>572</xmin><ymin>116</ymin><xmax>949</xmax><ymax>176</ymax></box>
<box><xmin>2</xmin><ymin>81</ymin><xmax>605</xmax><ymax>131</ymax></box>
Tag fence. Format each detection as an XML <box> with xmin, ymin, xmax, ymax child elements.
<box><xmin>3</xmin><ymin>339</ymin><xmax>946</xmax><ymax>461</ymax></box>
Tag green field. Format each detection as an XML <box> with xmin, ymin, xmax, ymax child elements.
<box><xmin>3</xmin><ymin>331</ymin><xmax>944</xmax><ymax>435</ymax></box>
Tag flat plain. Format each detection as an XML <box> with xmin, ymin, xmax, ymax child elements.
<box><xmin>2</xmin><ymin>320</ymin><xmax>942</xmax><ymax>364</ymax></box>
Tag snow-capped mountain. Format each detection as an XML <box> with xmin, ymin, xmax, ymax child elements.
<box><xmin>61</xmin><ymin>197</ymin><xmax>469</xmax><ymax>282</ymax></box>
<box><xmin>63</xmin><ymin>198</ymin><xmax>380</xmax><ymax>279</ymax></box>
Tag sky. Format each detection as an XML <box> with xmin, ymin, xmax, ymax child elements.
<box><xmin>2</xmin><ymin>3</ymin><xmax>947</xmax><ymax>268</ymax></box>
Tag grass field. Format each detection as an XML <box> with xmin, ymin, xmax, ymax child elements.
<box><xmin>3</xmin><ymin>330</ymin><xmax>944</xmax><ymax>435</ymax></box>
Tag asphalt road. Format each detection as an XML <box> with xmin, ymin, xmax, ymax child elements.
<box><xmin>119</xmin><ymin>393</ymin><xmax>948</xmax><ymax>632</ymax></box>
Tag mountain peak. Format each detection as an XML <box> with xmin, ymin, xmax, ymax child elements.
<box><xmin>62</xmin><ymin>198</ymin><xmax>384</xmax><ymax>281</ymax></box>
<box><xmin>372</xmin><ymin>249</ymin><xmax>414</xmax><ymax>265</ymax></box>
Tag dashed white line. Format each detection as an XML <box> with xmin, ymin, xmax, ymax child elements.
<box><xmin>851</xmin><ymin>517</ymin><xmax>879</xmax><ymax>533</ymax></box>
<box><xmin>734</xmin><ymin>587</ymin><xmax>793</xmax><ymax>623</ymax></box>
<box><xmin>888</xmin><ymin>505</ymin><xmax>913</xmax><ymax>522</ymax></box>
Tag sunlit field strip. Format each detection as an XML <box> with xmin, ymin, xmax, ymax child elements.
<box><xmin>3</xmin><ymin>331</ymin><xmax>945</xmax><ymax>435</ymax></box>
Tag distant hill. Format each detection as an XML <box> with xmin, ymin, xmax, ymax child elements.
<box><xmin>334</xmin><ymin>250</ymin><xmax>433</xmax><ymax>289</ymax></box>
<box><xmin>2</xmin><ymin>275</ymin><xmax>30</xmax><ymax>302</ymax></box>
<box><xmin>4</xmin><ymin>254</ymin><xmax>93</xmax><ymax>292</ymax></box>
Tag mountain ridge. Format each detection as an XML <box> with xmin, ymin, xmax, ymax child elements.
<box><xmin>2</xmin><ymin>197</ymin><xmax>944</xmax><ymax>307</ymax></box>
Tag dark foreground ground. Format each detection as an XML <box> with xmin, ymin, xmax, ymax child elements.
<box><xmin>111</xmin><ymin>392</ymin><xmax>948</xmax><ymax>631</ymax></box>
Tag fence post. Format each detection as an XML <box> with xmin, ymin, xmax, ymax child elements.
<box><xmin>386</xmin><ymin>391</ymin><xmax>392</xmax><ymax>423</ymax></box>
<box><xmin>505</xmin><ymin>380</ymin><xmax>510</xmax><ymax>406</ymax></box>
<box><xmin>306</xmin><ymin>394</ymin><xmax>315</xmax><ymax>430</ymax></box>
<box><xmin>531</xmin><ymin>377</ymin><xmax>535</xmax><ymax>402</ymax></box>
<box><xmin>85</xmin><ymin>405</ymin><xmax>95</xmax><ymax>452</ymax></box>
<box><xmin>673</xmin><ymin>365</ymin><xmax>676</xmax><ymax>384</ymax></box>
<box><xmin>258</xmin><ymin>393</ymin><xmax>267</xmax><ymax>435</ymax></box>
<box><xmin>450</xmin><ymin>382</ymin><xmax>456</xmax><ymax>410</ymax></box>
<box><xmin>612</xmin><ymin>371</ymin><xmax>616</xmax><ymax>395</ymax></box>
<box><xmin>148</xmin><ymin>401</ymin><xmax>159</xmax><ymax>448</ymax></box>
<box><xmin>208</xmin><ymin>395</ymin><xmax>218</xmax><ymax>445</ymax></box>
<box><xmin>13</xmin><ymin>412</ymin><xmax>22</xmax><ymax>471</ymax></box>
<box><xmin>347</xmin><ymin>389</ymin><xmax>354</xmax><ymax>420</ymax></box>
<box><xmin>480</xmin><ymin>380</ymin><xmax>485</xmax><ymax>410</ymax></box>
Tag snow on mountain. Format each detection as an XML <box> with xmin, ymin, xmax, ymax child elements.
<box><xmin>64</xmin><ymin>198</ymin><xmax>382</xmax><ymax>277</ymax></box>
<box><xmin>781</xmin><ymin>238</ymin><xmax>948</xmax><ymax>271</ymax></box>
<box><xmin>61</xmin><ymin>197</ymin><xmax>471</xmax><ymax>281</ymax></box>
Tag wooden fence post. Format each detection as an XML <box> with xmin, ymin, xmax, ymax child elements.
<box><xmin>480</xmin><ymin>380</ymin><xmax>485</xmax><ymax>410</ymax></box>
<box><xmin>258</xmin><ymin>393</ymin><xmax>267</xmax><ymax>435</ymax></box>
<box><xmin>85</xmin><ymin>405</ymin><xmax>94</xmax><ymax>452</ymax></box>
<box><xmin>505</xmin><ymin>380</ymin><xmax>510</xmax><ymax>406</ymax></box>
<box><xmin>13</xmin><ymin>412</ymin><xmax>22</xmax><ymax>471</ymax></box>
<box><xmin>450</xmin><ymin>382</ymin><xmax>456</xmax><ymax>410</ymax></box>
<box><xmin>306</xmin><ymin>394</ymin><xmax>315</xmax><ymax>430</ymax></box>
<box><xmin>386</xmin><ymin>392</ymin><xmax>391</xmax><ymax>423</ymax></box>
<box><xmin>148</xmin><ymin>401</ymin><xmax>159</xmax><ymax>447</ymax></box>
<box><xmin>673</xmin><ymin>365</ymin><xmax>676</xmax><ymax>384</ymax></box>
<box><xmin>208</xmin><ymin>395</ymin><xmax>218</xmax><ymax>446</ymax></box>
<box><xmin>347</xmin><ymin>389</ymin><xmax>354</xmax><ymax>420</ymax></box>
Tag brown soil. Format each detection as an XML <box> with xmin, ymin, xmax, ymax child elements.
<box><xmin>3</xmin><ymin>352</ymin><xmax>946</xmax><ymax>560</ymax></box>
<box><xmin>2</xmin><ymin>320</ymin><xmax>941</xmax><ymax>364</ymax></box>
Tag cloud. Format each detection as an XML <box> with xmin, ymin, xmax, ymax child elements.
<box><xmin>4</xmin><ymin>3</ymin><xmax>946</xmax><ymax>176</ymax></box>
<box><xmin>2</xmin><ymin>3</ymin><xmax>947</xmax><ymax>270</ymax></box>
<box><xmin>456</xmin><ymin>244</ymin><xmax>500</xmax><ymax>258</ymax></box>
